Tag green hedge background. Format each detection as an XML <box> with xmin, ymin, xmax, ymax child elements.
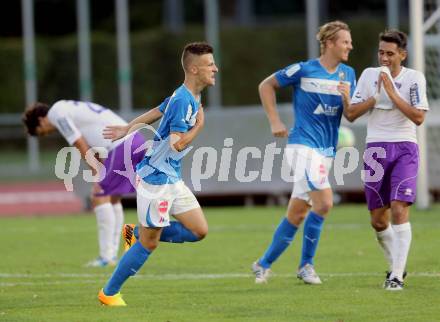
<box><xmin>0</xmin><ymin>18</ymin><xmax>387</xmax><ymax>113</ymax></box>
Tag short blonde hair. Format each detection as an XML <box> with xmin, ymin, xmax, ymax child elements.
<box><xmin>316</xmin><ymin>21</ymin><xmax>350</xmax><ymax>54</ymax></box>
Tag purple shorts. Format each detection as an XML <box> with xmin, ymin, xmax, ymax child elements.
<box><xmin>97</xmin><ymin>132</ymin><xmax>146</xmax><ymax>196</ymax></box>
<box><xmin>363</xmin><ymin>142</ymin><xmax>419</xmax><ymax>211</ymax></box>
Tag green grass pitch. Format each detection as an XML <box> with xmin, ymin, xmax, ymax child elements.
<box><xmin>1</xmin><ymin>205</ymin><xmax>439</xmax><ymax>322</ymax></box>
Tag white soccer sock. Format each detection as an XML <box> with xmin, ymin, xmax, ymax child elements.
<box><xmin>376</xmin><ymin>225</ymin><xmax>395</xmax><ymax>272</ymax></box>
<box><xmin>112</xmin><ymin>202</ymin><xmax>125</xmax><ymax>259</ymax></box>
<box><xmin>94</xmin><ymin>203</ymin><xmax>115</xmax><ymax>262</ymax></box>
<box><xmin>391</xmin><ymin>222</ymin><xmax>412</xmax><ymax>280</ymax></box>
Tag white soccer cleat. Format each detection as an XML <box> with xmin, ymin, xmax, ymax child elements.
<box><xmin>385</xmin><ymin>277</ymin><xmax>404</xmax><ymax>291</ymax></box>
<box><xmin>84</xmin><ymin>257</ymin><xmax>117</xmax><ymax>268</ymax></box>
<box><xmin>297</xmin><ymin>264</ymin><xmax>322</xmax><ymax>285</ymax></box>
<box><xmin>252</xmin><ymin>261</ymin><xmax>272</xmax><ymax>284</ymax></box>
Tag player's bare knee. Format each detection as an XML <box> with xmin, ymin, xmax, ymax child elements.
<box><xmin>140</xmin><ymin>238</ymin><xmax>159</xmax><ymax>252</ymax></box>
<box><xmin>371</xmin><ymin>219</ymin><xmax>388</xmax><ymax>231</ymax></box>
<box><xmin>288</xmin><ymin>211</ymin><xmax>307</xmax><ymax>226</ymax></box>
<box><xmin>390</xmin><ymin>203</ymin><xmax>408</xmax><ymax>223</ymax></box>
<box><xmin>194</xmin><ymin>225</ymin><xmax>208</xmax><ymax>240</ymax></box>
<box><xmin>313</xmin><ymin>201</ymin><xmax>333</xmax><ymax>215</ymax></box>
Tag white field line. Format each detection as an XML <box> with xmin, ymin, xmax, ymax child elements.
<box><xmin>0</xmin><ymin>272</ymin><xmax>439</xmax><ymax>287</ymax></box>
<box><xmin>0</xmin><ymin>191</ymin><xmax>78</xmax><ymax>204</ymax></box>
<box><xmin>3</xmin><ymin>222</ymin><xmax>440</xmax><ymax>235</ymax></box>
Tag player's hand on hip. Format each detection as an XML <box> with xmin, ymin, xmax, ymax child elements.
<box><xmin>271</xmin><ymin>121</ymin><xmax>288</xmax><ymax>138</ymax></box>
<box><xmin>103</xmin><ymin>125</ymin><xmax>128</xmax><ymax>141</ymax></box>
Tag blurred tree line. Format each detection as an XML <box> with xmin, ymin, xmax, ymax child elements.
<box><xmin>0</xmin><ymin>0</ymin><xmax>405</xmax><ymax>112</ymax></box>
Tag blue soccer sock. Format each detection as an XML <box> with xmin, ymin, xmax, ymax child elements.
<box><xmin>300</xmin><ymin>211</ymin><xmax>325</xmax><ymax>268</ymax></box>
<box><xmin>133</xmin><ymin>222</ymin><xmax>199</xmax><ymax>243</ymax></box>
<box><xmin>259</xmin><ymin>217</ymin><xmax>298</xmax><ymax>269</ymax></box>
<box><xmin>103</xmin><ymin>241</ymin><xmax>151</xmax><ymax>296</ymax></box>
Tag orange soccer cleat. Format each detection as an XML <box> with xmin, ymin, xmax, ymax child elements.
<box><xmin>98</xmin><ymin>289</ymin><xmax>127</xmax><ymax>306</ymax></box>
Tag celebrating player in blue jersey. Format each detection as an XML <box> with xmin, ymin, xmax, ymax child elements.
<box><xmin>98</xmin><ymin>42</ymin><xmax>218</xmax><ymax>306</ymax></box>
<box><xmin>252</xmin><ymin>21</ymin><xmax>356</xmax><ymax>284</ymax></box>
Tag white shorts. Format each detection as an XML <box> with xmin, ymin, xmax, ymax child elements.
<box><xmin>284</xmin><ymin>144</ymin><xmax>333</xmax><ymax>203</ymax></box>
<box><xmin>136</xmin><ymin>179</ymin><xmax>200</xmax><ymax>228</ymax></box>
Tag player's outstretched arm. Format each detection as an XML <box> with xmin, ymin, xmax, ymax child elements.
<box><xmin>103</xmin><ymin>106</ymin><xmax>163</xmax><ymax>141</ymax></box>
<box><xmin>103</xmin><ymin>125</ymin><xmax>129</xmax><ymax>141</ymax></box>
<box><xmin>258</xmin><ymin>74</ymin><xmax>288</xmax><ymax>138</ymax></box>
<box><xmin>170</xmin><ymin>106</ymin><xmax>205</xmax><ymax>152</ymax></box>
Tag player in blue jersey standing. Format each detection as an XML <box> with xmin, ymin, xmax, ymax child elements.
<box><xmin>98</xmin><ymin>42</ymin><xmax>218</xmax><ymax>306</ymax></box>
<box><xmin>252</xmin><ymin>21</ymin><xmax>356</xmax><ymax>284</ymax></box>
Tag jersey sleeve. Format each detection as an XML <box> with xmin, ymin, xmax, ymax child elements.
<box><xmin>167</xmin><ymin>98</ymin><xmax>191</xmax><ymax>133</ymax></box>
<box><xmin>47</xmin><ymin>103</ymin><xmax>82</xmax><ymax>145</ymax></box>
<box><xmin>351</xmin><ymin>68</ymin><xmax>373</xmax><ymax>104</ymax></box>
<box><xmin>410</xmin><ymin>72</ymin><xmax>429</xmax><ymax>110</ymax></box>
<box><xmin>158</xmin><ymin>96</ymin><xmax>171</xmax><ymax>113</ymax></box>
<box><xmin>274</xmin><ymin>62</ymin><xmax>303</xmax><ymax>87</ymax></box>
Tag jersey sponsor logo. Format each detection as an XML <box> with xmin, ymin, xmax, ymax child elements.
<box><xmin>158</xmin><ymin>200</ymin><xmax>168</xmax><ymax>213</ymax></box>
<box><xmin>409</xmin><ymin>83</ymin><xmax>420</xmax><ymax>106</ymax></box>
<box><xmin>285</xmin><ymin>64</ymin><xmax>300</xmax><ymax>77</ymax></box>
<box><xmin>313</xmin><ymin>103</ymin><xmax>340</xmax><ymax>116</ymax></box>
<box><xmin>301</xmin><ymin>77</ymin><xmax>346</xmax><ymax>95</ymax></box>
<box><xmin>338</xmin><ymin>71</ymin><xmax>345</xmax><ymax>81</ymax></box>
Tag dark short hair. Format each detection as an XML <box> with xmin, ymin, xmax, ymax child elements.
<box><xmin>181</xmin><ymin>42</ymin><xmax>214</xmax><ymax>70</ymax></box>
<box><xmin>22</xmin><ymin>102</ymin><xmax>50</xmax><ymax>136</ymax></box>
<box><xmin>379</xmin><ymin>30</ymin><xmax>407</xmax><ymax>50</ymax></box>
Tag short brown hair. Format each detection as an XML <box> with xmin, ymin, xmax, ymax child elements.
<box><xmin>379</xmin><ymin>29</ymin><xmax>407</xmax><ymax>50</ymax></box>
<box><xmin>181</xmin><ymin>42</ymin><xmax>214</xmax><ymax>71</ymax></box>
<box><xmin>22</xmin><ymin>102</ymin><xmax>50</xmax><ymax>136</ymax></box>
<box><xmin>316</xmin><ymin>20</ymin><xmax>350</xmax><ymax>54</ymax></box>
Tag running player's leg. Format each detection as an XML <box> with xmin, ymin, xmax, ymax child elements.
<box><xmin>128</xmin><ymin>182</ymin><xmax>205</xmax><ymax>244</ymax></box>
<box><xmin>251</xmin><ymin>198</ymin><xmax>306</xmax><ymax>284</ymax></box>
<box><xmin>297</xmin><ymin>188</ymin><xmax>332</xmax><ymax>285</ymax></box>
<box><xmin>258</xmin><ymin>198</ymin><xmax>307</xmax><ymax>270</ymax></box>
<box><xmin>99</xmin><ymin>226</ymin><xmax>162</xmax><ymax>305</ymax></box>
<box><xmin>251</xmin><ymin>146</ymin><xmax>308</xmax><ymax>283</ymax></box>
<box><xmin>165</xmin><ymin>181</ymin><xmax>207</xmax><ymax>242</ymax></box>
<box><xmin>299</xmin><ymin>188</ymin><xmax>332</xmax><ymax>268</ymax></box>
<box><xmin>99</xmin><ymin>181</ymin><xmax>171</xmax><ymax>305</ymax></box>
<box><xmin>295</xmin><ymin>146</ymin><xmax>333</xmax><ymax>284</ymax></box>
